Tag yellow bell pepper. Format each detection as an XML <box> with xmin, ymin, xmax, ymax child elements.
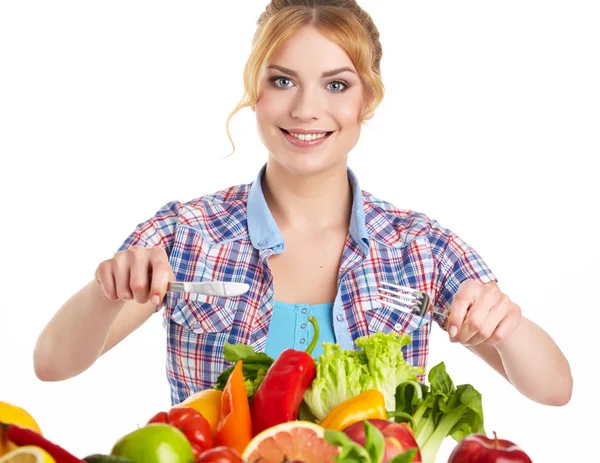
<box><xmin>173</xmin><ymin>388</ymin><xmax>223</xmax><ymax>437</ymax></box>
<box><xmin>319</xmin><ymin>389</ymin><xmax>387</xmax><ymax>431</ymax></box>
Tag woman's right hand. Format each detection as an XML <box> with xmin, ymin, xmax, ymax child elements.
<box><xmin>94</xmin><ymin>246</ymin><xmax>175</xmax><ymax>306</ymax></box>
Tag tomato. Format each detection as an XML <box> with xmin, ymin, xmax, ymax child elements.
<box><xmin>197</xmin><ymin>446</ymin><xmax>243</xmax><ymax>463</ymax></box>
<box><xmin>147</xmin><ymin>406</ymin><xmax>212</xmax><ymax>460</ymax></box>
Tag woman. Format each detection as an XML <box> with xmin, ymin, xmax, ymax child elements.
<box><xmin>33</xmin><ymin>0</ymin><xmax>572</xmax><ymax>408</ymax></box>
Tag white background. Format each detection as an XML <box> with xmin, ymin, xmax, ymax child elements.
<box><xmin>1</xmin><ymin>1</ymin><xmax>598</xmax><ymax>461</ymax></box>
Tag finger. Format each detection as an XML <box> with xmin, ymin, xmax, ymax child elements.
<box><xmin>453</xmin><ymin>300</ymin><xmax>490</xmax><ymax>344</ymax></box>
<box><xmin>130</xmin><ymin>250</ymin><xmax>151</xmax><ymax>303</ymax></box>
<box><xmin>455</xmin><ymin>287</ymin><xmax>503</xmax><ymax>344</ymax></box>
<box><xmin>465</xmin><ymin>302</ymin><xmax>507</xmax><ymax>346</ymax></box>
<box><xmin>113</xmin><ymin>252</ymin><xmax>133</xmax><ymax>300</ymax></box>
<box><xmin>486</xmin><ymin>313</ymin><xmax>520</xmax><ymax>346</ymax></box>
<box><xmin>447</xmin><ymin>285</ymin><xmax>476</xmax><ymax>339</ymax></box>
<box><xmin>95</xmin><ymin>260</ymin><xmax>118</xmax><ymax>300</ymax></box>
<box><xmin>149</xmin><ymin>248</ymin><xmax>174</xmax><ymax>306</ymax></box>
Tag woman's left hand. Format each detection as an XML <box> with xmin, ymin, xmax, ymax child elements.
<box><xmin>446</xmin><ymin>280</ymin><xmax>522</xmax><ymax>347</ymax></box>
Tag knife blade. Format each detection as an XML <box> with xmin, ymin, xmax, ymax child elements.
<box><xmin>167</xmin><ymin>281</ymin><xmax>250</xmax><ymax>297</ymax></box>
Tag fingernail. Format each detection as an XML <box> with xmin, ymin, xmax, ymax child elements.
<box><xmin>449</xmin><ymin>326</ymin><xmax>458</xmax><ymax>338</ymax></box>
<box><xmin>152</xmin><ymin>295</ymin><xmax>160</xmax><ymax>305</ymax></box>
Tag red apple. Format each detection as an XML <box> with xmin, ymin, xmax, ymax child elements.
<box><xmin>448</xmin><ymin>432</ymin><xmax>532</xmax><ymax>463</ymax></box>
<box><xmin>343</xmin><ymin>419</ymin><xmax>422</xmax><ymax>462</ymax></box>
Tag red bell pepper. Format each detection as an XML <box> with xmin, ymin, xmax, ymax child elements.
<box><xmin>0</xmin><ymin>422</ymin><xmax>83</xmax><ymax>463</ymax></box>
<box><xmin>147</xmin><ymin>406</ymin><xmax>212</xmax><ymax>460</ymax></box>
<box><xmin>214</xmin><ymin>360</ymin><xmax>252</xmax><ymax>455</ymax></box>
<box><xmin>251</xmin><ymin>316</ymin><xmax>319</xmax><ymax>435</ymax></box>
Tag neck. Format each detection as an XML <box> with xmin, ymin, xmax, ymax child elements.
<box><xmin>262</xmin><ymin>159</ymin><xmax>352</xmax><ymax>232</ymax></box>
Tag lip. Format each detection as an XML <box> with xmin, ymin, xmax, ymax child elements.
<box><xmin>280</xmin><ymin>127</ymin><xmax>334</xmax><ymax>148</ymax></box>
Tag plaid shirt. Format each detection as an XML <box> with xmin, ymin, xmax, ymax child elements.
<box><xmin>118</xmin><ymin>164</ymin><xmax>496</xmax><ymax>405</ymax></box>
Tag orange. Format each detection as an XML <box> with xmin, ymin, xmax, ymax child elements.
<box><xmin>173</xmin><ymin>389</ymin><xmax>222</xmax><ymax>437</ymax></box>
<box><xmin>242</xmin><ymin>421</ymin><xmax>339</xmax><ymax>463</ymax></box>
<box><xmin>0</xmin><ymin>402</ymin><xmax>42</xmax><ymax>457</ymax></box>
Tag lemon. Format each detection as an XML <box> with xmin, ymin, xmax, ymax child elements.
<box><xmin>0</xmin><ymin>445</ymin><xmax>55</xmax><ymax>463</ymax></box>
<box><xmin>0</xmin><ymin>402</ymin><xmax>42</xmax><ymax>457</ymax></box>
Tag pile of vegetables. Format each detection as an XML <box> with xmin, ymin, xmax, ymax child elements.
<box><xmin>212</xmin><ymin>319</ymin><xmax>485</xmax><ymax>462</ymax></box>
<box><xmin>1</xmin><ymin>318</ymin><xmax>488</xmax><ymax>463</ymax></box>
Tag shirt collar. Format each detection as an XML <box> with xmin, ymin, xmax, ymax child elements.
<box><xmin>247</xmin><ymin>164</ymin><xmax>370</xmax><ymax>255</ymax></box>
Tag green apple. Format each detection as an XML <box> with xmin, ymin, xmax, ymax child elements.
<box><xmin>111</xmin><ymin>423</ymin><xmax>194</xmax><ymax>463</ymax></box>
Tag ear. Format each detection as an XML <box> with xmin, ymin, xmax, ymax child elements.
<box><xmin>363</xmin><ymin>111</ymin><xmax>375</xmax><ymax>121</ymax></box>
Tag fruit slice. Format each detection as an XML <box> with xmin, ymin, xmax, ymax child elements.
<box><xmin>0</xmin><ymin>445</ymin><xmax>55</xmax><ymax>463</ymax></box>
<box><xmin>242</xmin><ymin>421</ymin><xmax>339</xmax><ymax>463</ymax></box>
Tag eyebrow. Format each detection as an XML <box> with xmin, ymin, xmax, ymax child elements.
<box><xmin>267</xmin><ymin>64</ymin><xmax>356</xmax><ymax>78</ymax></box>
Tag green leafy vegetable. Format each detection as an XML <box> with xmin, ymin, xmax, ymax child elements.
<box><xmin>214</xmin><ymin>342</ymin><xmax>274</xmax><ymax>398</ymax></box>
<box><xmin>325</xmin><ymin>429</ymin><xmax>371</xmax><ymax>462</ymax></box>
<box><xmin>303</xmin><ymin>332</ymin><xmax>423</xmax><ymax>421</ymax></box>
<box><xmin>393</xmin><ymin>362</ymin><xmax>485</xmax><ymax>463</ymax></box>
<box><xmin>324</xmin><ymin>421</ymin><xmax>418</xmax><ymax>463</ymax></box>
<box><xmin>363</xmin><ymin>419</ymin><xmax>385</xmax><ymax>463</ymax></box>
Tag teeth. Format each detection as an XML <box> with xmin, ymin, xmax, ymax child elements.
<box><xmin>289</xmin><ymin>132</ymin><xmax>328</xmax><ymax>141</ymax></box>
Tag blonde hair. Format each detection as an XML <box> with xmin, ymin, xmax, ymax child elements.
<box><xmin>225</xmin><ymin>0</ymin><xmax>385</xmax><ymax>155</ymax></box>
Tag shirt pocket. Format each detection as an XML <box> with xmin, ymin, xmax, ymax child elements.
<box><xmin>169</xmin><ymin>297</ymin><xmax>235</xmax><ymax>334</ymax></box>
<box><xmin>363</xmin><ymin>305</ymin><xmax>428</xmax><ymax>335</ymax></box>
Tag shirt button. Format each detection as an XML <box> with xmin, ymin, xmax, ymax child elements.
<box><xmin>301</xmin><ymin>323</ymin><xmax>307</xmax><ymax>329</ymax></box>
<box><xmin>394</xmin><ymin>323</ymin><xmax>402</xmax><ymax>331</ymax></box>
<box><xmin>336</xmin><ymin>314</ymin><xmax>344</xmax><ymax>322</ymax></box>
<box><xmin>275</xmin><ymin>244</ymin><xmax>283</xmax><ymax>251</ymax></box>
<box><xmin>301</xmin><ymin>308</ymin><xmax>307</xmax><ymax>314</ymax></box>
<box><xmin>258</xmin><ymin>239</ymin><xmax>267</xmax><ymax>247</ymax></box>
<box><xmin>193</xmin><ymin>322</ymin><xmax>202</xmax><ymax>330</ymax></box>
<box><xmin>300</xmin><ymin>338</ymin><xmax>306</xmax><ymax>344</ymax></box>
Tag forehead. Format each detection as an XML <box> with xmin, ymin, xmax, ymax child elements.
<box><xmin>266</xmin><ymin>26</ymin><xmax>355</xmax><ymax>74</ymax></box>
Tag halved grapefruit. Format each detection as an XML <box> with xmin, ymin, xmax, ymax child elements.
<box><xmin>242</xmin><ymin>421</ymin><xmax>339</xmax><ymax>463</ymax></box>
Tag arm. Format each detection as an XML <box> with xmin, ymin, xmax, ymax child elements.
<box><xmin>466</xmin><ymin>312</ymin><xmax>572</xmax><ymax>406</ymax></box>
<box><xmin>34</xmin><ymin>201</ymin><xmax>180</xmax><ymax>381</ymax></box>
<box><xmin>33</xmin><ymin>279</ymin><xmax>156</xmax><ymax>381</ymax></box>
<box><xmin>429</xmin><ymin>222</ymin><xmax>572</xmax><ymax>406</ymax></box>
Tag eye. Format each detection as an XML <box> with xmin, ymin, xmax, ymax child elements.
<box><xmin>271</xmin><ymin>76</ymin><xmax>295</xmax><ymax>89</ymax></box>
<box><xmin>327</xmin><ymin>80</ymin><xmax>349</xmax><ymax>93</ymax></box>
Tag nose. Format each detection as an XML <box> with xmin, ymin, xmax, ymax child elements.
<box><xmin>290</xmin><ymin>86</ymin><xmax>323</xmax><ymax>121</ymax></box>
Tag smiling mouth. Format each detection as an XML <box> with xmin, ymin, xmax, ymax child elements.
<box><xmin>280</xmin><ymin>128</ymin><xmax>335</xmax><ymax>141</ymax></box>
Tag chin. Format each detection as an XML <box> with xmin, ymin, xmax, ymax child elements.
<box><xmin>272</xmin><ymin>154</ymin><xmax>346</xmax><ymax>177</ymax></box>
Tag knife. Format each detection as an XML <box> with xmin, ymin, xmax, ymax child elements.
<box><xmin>167</xmin><ymin>281</ymin><xmax>250</xmax><ymax>297</ymax></box>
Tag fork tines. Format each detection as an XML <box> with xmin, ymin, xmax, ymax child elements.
<box><xmin>378</xmin><ymin>282</ymin><xmax>430</xmax><ymax>317</ymax></box>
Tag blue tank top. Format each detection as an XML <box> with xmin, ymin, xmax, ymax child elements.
<box><xmin>264</xmin><ymin>300</ymin><xmax>336</xmax><ymax>359</ymax></box>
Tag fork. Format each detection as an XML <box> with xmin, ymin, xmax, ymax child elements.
<box><xmin>378</xmin><ymin>282</ymin><xmax>447</xmax><ymax>319</ymax></box>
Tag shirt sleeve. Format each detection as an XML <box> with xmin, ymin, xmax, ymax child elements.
<box><xmin>117</xmin><ymin>201</ymin><xmax>182</xmax><ymax>311</ymax></box>
<box><xmin>117</xmin><ymin>201</ymin><xmax>181</xmax><ymax>253</ymax></box>
<box><xmin>428</xmin><ymin>220</ymin><xmax>498</xmax><ymax>329</ymax></box>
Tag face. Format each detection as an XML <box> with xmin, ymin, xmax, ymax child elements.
<box><xmin>254</xmin><ymin>26</ymin><xmax>373</xmax><ymax>176</ymax></box>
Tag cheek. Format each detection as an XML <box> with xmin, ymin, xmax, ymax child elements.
<box><xmin>255</xmin><ymin>93</ymin><xmax>285</xmax><ymax>127</ymax></box>
<box><xmin>335</xmin><ymin>98</ymin><xmax>364</xmax><ymax>126</ymax></box>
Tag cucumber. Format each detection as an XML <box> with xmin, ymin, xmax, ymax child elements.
<box><xmin>83</xmin><ymin>455</ymin><xmax>134</xmax><ymax>463</ymax></box>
